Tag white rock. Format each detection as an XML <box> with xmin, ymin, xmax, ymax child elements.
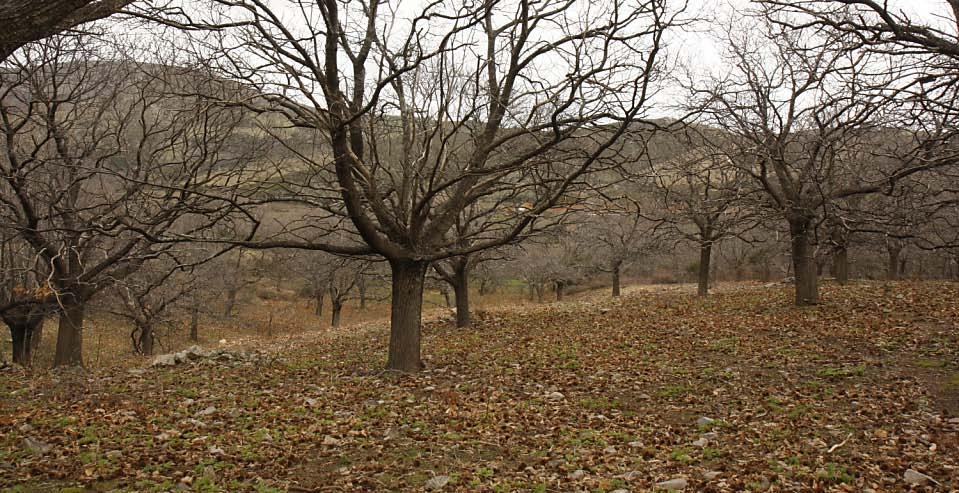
<box><xmin>691</xmin><ymin>438</ymin><xmax>708</xmax><ymax>447</ymax></box>
<box><xmin>195</xmin><ymin>406</ymin><xmax>217</xmax><ymax>417</ymax></box>
<box><xmin>610</xmin><ymin>490</ymin><xmax>629</xmax><ymax>493</ymax></box>
<box><xmin>696</xmin><ymin>416</ymin><xmax>715</xmax><ymax>427</ymax></box>
<box><xmin>547</xmin><ymin>391</ymin><xmax>566</xmax><ymax>401</ymax></box>
<box><xmin>323</xmin><ymin>435</ymin><xmax>340</xmax><ymax>446</ymax></box>
<box><xmin>655</xmin><ymin>478</ymin><xmax>687</xmax><ymax>491</ymax></box>
<box><xmin>208</xmin><ymin>445</ymin><xmax>225</xmax><ymax>455</ymax></box>
<box><xmin>151</xmin><ymin>354</ymin><xmax>178</xmax><ymax>367</ymax></box>
<box><xmin>703</xmin><ymin>471</ymin><xmax>721</xmax><ymax>481</ymax></box>
<box><xmin>424</xmin><ymin>475</ymin><xmax>450</xmax><ymax>490</ymax></box>
<box><xmin>22</xmin><ymin>437</ymin><xmax>51</xmax><ymax>455</ymax></box>
<box><xmin>903</xmin><ymin>469</ymin><xmax>934</xmax><ymax>486</ymax></box>
<box><xmin>569</xmin><ymin>469</ymin><xmax>586</xmax><ymax>480</ymax></box>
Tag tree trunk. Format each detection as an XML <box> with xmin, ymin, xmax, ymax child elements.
<box><xmin>611</xmin><ymin>261</ymin><xmax>622</xmax><ymax>297</ymax></box>
<box><xmin>535</xmin><ymin>284</ymin><xmax>544</xmax><ymax>303</ymax></box>
<box><xmin>789</xmin><ymin>218</ymin><xmax>818</xmax><ymax>306</ymax></box>
<box><xmin>138</xmin><ymin>323</ymin><xmax>154</xmax><ymax>356</ymax></box>
<box><xmin>330</xmin><ymin>300</ymin><xmax>343</xmax><ymax>328</ymax></box>
<box><xmin>440</xmin><ymin>286</ymin><xmax>452</xmax><ymax>308</ymax></box>
<box><xmin>555</xmin><ymin>281</ymin><xmax>564</xmax><ymax>302</ymax></box>
<box><xmin>54</xmin><ymin>298</ymin><xmax>85</xmax><ymax>367</ymax></box>
<box><xmin>30</xmin><ymin>319</ymin><xmax>42</xmax><ymax>351</ymax></box>
<box><xmin>358</xmin><ymin>277</ymin><xmax>367</xmax><ymax>310</ymax></box>
<box><xmin>832</xmin><ymin>247</ymin><xmax>849</xmax><ymax>285</ymax></box>
<box><xmin>452</xmin><ymin>264</ymin><xmax>471</xmax><ymax>328</ymax></box>
<box><xmin>887</xmin><ymin>246</ymin><xmax>902</xmax><ymax>280</ymax></box>
<box><xmin>314</xmin><ymin>289</ymin><xmax>325</xmax><ymax>317</ymax></box>
<box><xmin>697</xmin><ymin>242</ymin><xmax>712</xmax><ymax>297</ymax></box>
<box><xmin>223</xmin><ymin>288</ymin><xmax>238</xmax><ymax>317</ymax></box>
<box><xmin>5</xmin><ymin>312</ymin><xmax>42</xmax><ymax>366</ymax></box>
<box><xmin>189</xmin><ymin>304</ymin><xmax>199</xmax><ymax>342</ymax></box>
<box><xmin>386</xmin><ymin>260</ymin><xmax>428</xmax><ymax>372</ymax></box>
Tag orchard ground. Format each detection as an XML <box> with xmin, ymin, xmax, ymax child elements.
<box><xmin>1</xmin><ymin>281</ymin><xmax>958</xmax><ymax>492</ymax></box>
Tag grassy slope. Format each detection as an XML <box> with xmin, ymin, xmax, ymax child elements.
<box><xmin>1</xmin><ymin>281</ymin><xmax>958</xmax><ymax>492</ymax></box>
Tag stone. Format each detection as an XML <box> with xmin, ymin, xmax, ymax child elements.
<box><xmin>655</xmin><ymin>478</ymin><xmax>687</xmax><ymax>491</ymax></box>
<box><xmin>105</xmin><ymin>450</ymin><xmax>123</xmax><ymax>460</ymax></box>
<box><xmin>323</xmin><ymin>435</ymin><xmax>340</xmax><ymax>446</ymax></box>
<box><xmin>603</xmin><ymin>446</ymin><xmax>617</xmax><ymax>454</ymax></box>
<box><xmin>547</xmin><ymin>391</ymin><xmax>566</xmax><ymax>401</ymax></box>
<box><xmin>696</xmin><ymin>416</ymin><xmax>715</xmax><ymax>427</ymax></box>
<box><xmin>691</xmin><ymin>438</ymin><xmax>708</xmax><ymax>447</ymax></box>
<box><xmin>903</xmin><ymin>469</ymin><xmax>934</xmax><ymax>486</ymax></box>
<box><xmin>208</xmin><ymin>445</ymin><xmax>225</xmax><ymax>455</ymax></box>
<box><xmin>152</xmin><ymin>354</ymin><xmax>178</xmax><ymax>367</ymax></box>
<box><xmin>703</xmin><ymin>471</ymin><xmax>721</xmax><ymax>481</ymax></box>
<box><xmin>195</xmin><ymin>406</ymin><xmax>217</xmax><ymax>417</ymax></box>
<box><xmin>569</xmin><ymin>469</ymin><xmax>586</xmax><ymax>480</ymax></box>
<box><xmin>424</xmin><ymin>475</ymin><xmax>450</xmax><ymax>490</ymax></box>
<box><xmin>18</xmin><ymin>423</ymin><xmax>33</xmax><ymax>433</ymax></box>
<box><xmin>22</xmin><ymin>437</ymin><xmax>52</xmax><ymax>455</ymax></box>
<box><xmin>610</xmin><ymin>490</ymin><xmax>628</xmax><ymax>493</ymax></box>
<box><xmin>304</xmin><ymin>397</ymin><xmax>319</xmax><ymax>407</ymax></box>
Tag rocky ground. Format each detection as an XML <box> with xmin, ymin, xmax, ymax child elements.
<box><xmin>1</xmin><ymin>281</ymin><xmax>958</xmax><ymax>492</ymax></box>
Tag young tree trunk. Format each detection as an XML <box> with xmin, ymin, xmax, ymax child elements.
<box><xmin>386</xmin><ymin>260</ymin><xmax>428</xmax><ymax>372</ymax></box>
<box><xmin>535</xmin><ymin>284</ymin><xmax>544</xmax><ymax>303</ymax></box>
<box><xmin>189</xmin><ymin>304</ymin><xmax>199</xmax><ymax>342</ymax></box>
<box><xmin>697</xmin><ymin>242</ymin><xmax>712</xmax><ymax>297</ymax></box>
<box><xmin>554</xmin><ymin>281</ymin><xmax>564</xmax><ymax>302</ymax></box>
<box><xmin>314</xmin><ymin>289</ymin><xmax>325</xmax><ymax>317</ymax></box>
<box><xmin>789</xmin><ymin>218</ymin><xmax>818</xmax><ymax>306</ymax></box>
<box><xmin>138</xmin><ymin>323</ymin><xmax>154</xmax><ymax>356</ymax></box>
<box><xmin>887</xmin><ymin>246</ymin><xmax>902</xmax><ymax>280</ymax></box>
<box><xmin>440</xmin><ymin>286</ymin><xmax>452</xmax><ymax>308</ymax></box>
<box><xmin>223</xmin><ymin>288</ymin><xmax>238</xmax><ymax>317</ymax></box>
<box><xmin>29</xmin><ymin>320</ymin><xmax>42</xmax><ymax>351</ymax></box>
<box><xmin>452</xmin><ymin>264</ymin><xmax>470</xmax><ymax>328</ymax></box>
<box><xmin>54</xmin><ymin>298</ymin><xmax>85</xmax><ymax>367</ymax></box>
<box><xmin>358</xmin><ymin>277</ymin><xmax>367</xmax><ymax>310</ymax></box>
<box><xmin>611</xmin><ymin>261</ymin><xmax>622</xmax><ymax>297</ymax></box>
<box><xmin>832</xmin><ymin>247</ymin><xmax>849</xmax><ymax>285</ymax></box>
<box><xmin>330</xmin><ymin>300</ymin><xmax>343</xmax><ymax>328</ymax></box>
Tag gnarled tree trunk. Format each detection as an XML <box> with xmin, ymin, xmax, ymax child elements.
<box><xmin>330</xmin><ymin>299</ymin><xmax>343</xmax><ymax>328</ymax></box>
<box><xmin>3</xmin><ymin>305</ymin><xmax>44</xmax><ymax>366</ymax></box>
<box><xmin>611</xmin><ymin>260</ymin><xmax>622</xmax><ymax>297</ymax></box>
<box><xmin>54</xmin><ymin>298</ymin><xmax>85</xmax><ymax>367</ymax></box>
<box><xmin>697</xmin><ymin>242</ymin><xmax>712</xmax><ymax>297</ymax></box>
<box><xmin>789</xmin><ymin>217</ymin><xmax>818</xmax><ymax>306</ymax></box>
<box><xmin>452</xmin><ymin>263</ymin><xmax>470</xmax><ymax>328</ymax></box>
<box><xmin>387</xmin><ymin>260</ymin><xmax>428</xmax><ymax>372</ymax></box>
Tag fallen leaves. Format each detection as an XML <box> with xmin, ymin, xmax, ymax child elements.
<box><xmin>1</xmin><ymin>281</ymin><xmax>958</xmax><ymax>491</ymax></box>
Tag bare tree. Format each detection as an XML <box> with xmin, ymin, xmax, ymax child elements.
<box><xmin>0</xmin><ymin>34</ymin><xmax>253</xmax><ymax>366</ymax></box>
<box><xmin>185</xmin><ymin>0</ymin><xmax>681</xmax><ymax>371</ymax></box>
<box><xmin>690</xmin><ymin>11</ymin><xmax>940</xmax><ymax>305</ymax></box>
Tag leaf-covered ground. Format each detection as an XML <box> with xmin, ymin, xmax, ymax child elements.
<box><xmin>2</xmin><ymin>281</ymin><xmax>958</xmax><ymax>492</ymax></box>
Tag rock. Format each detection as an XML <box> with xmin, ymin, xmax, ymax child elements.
<box><xmin>22</xmin><ymin>437</ymin><xmax>52</xmax><ymax>455</ymax></box>
<box><xmin>152</xmin><ymin>354</ymin><xmax>178</xmax><ymax>367</ymax></box>
<box><xmin>691</xmin><ymin>438</ymin><xmax>708</xmax><ymax>447</ymax></box>
<box><xmin>208</xmin><ymin>445</ymin><xmax>225</xmax><ymax>455</ymax></box>
<box><xmin>569</xmin><ymin>469</ymin><xmax>586</xmax><ymax>480</ymax></box>
<box><xmin>655</xmin><ymin>478</ymin><xmax>687</xmax><ymax>491</ymax></box>
<box><xmin>628</xmin><ymin>441</ymin><xmax>643</xmax><ymax>448</ymax></box>
<box><xmin>322</xmin><ymin>435</ymin><xmax>340</xmax><ymax>446</ymax></box>
<box><xmin>903</xmin><ymin>469</ymin><xmax>934</xmax><ymax>486</ymax></box>
<box><xmin>18</xmin><ymin>423</ymin><xmax>33</xmax><ymax>433</ymax></box>
<box><xmin>702</xmin><ymin>471</ymin><xmax>721</xmax><ymax>481</ymax></box>
<box><xmin>105</xmin><ymin>450</ymin><xmax>123</xmax><ymax>460</ymax></box>
<box><xmin>610</xmin><ymin>490</ymin><xmax>628</xmax><ymax>493</ymax></box>
<box><xmin>603</xmin><ymin>446</ymin><xmax>617</xmax><ymax>454</ymax></box>
<box><xmin>424</xmin><ymin>475</ymin><xmax>450</xmax><ymax>490</ymax></box>
<box><xmin>546</xmin><ymin>391</ymin><xmax>566</xmax><ymax>401</ymax></box>
<box><xmin>304</xmin><ymin>397</ymin><xmax>319</xmax><ymax>407</ymax></box>
<box><xmin>195</xmin><ymin>406</ymin><xmax>217</xmax><ymax>417</ymax></box>
<box><xmin>696</xmin><ymin>416</ymin><xmax>715</xmax><ymax>427</ymax></box>
<box><xmin>621</xmin><ymin>471</ymin><xmax>641</xmax><ymax>481</ymax></box>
